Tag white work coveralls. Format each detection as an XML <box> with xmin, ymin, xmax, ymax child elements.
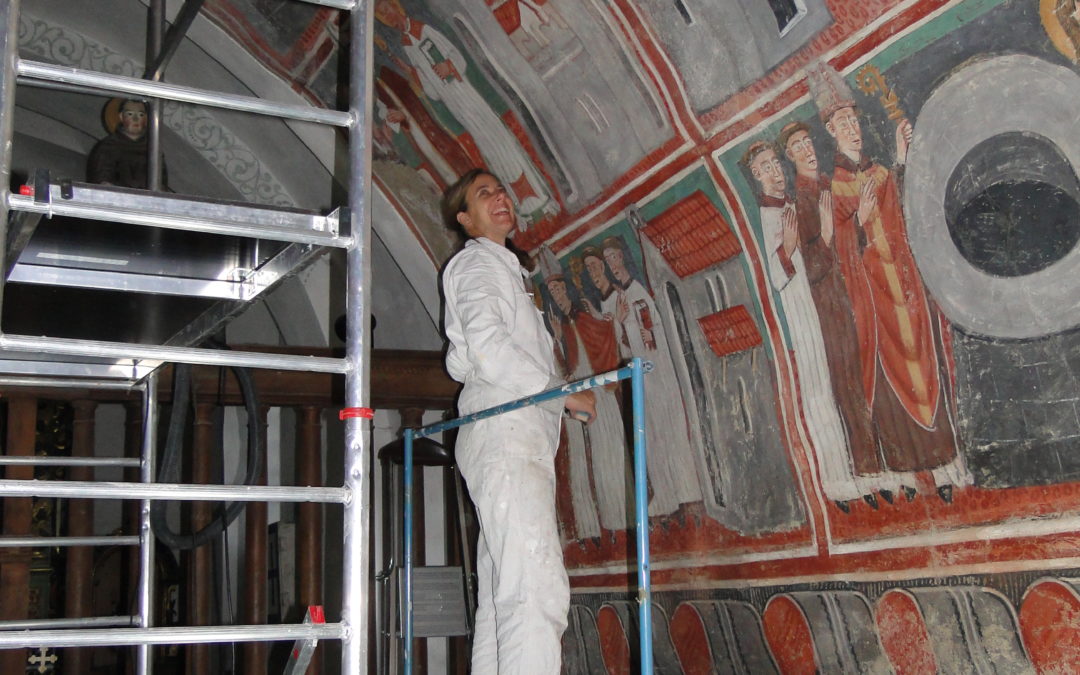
<box><xmin>443</xmin><ymin>237</ymin><xmax>569</xmax><ymax>674</ymax></box>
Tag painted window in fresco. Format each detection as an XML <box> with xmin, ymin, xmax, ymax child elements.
<box><xmin>768</xmin><ymin>0</ymin><xmax>805</xmax><ymax>34</ymax></box>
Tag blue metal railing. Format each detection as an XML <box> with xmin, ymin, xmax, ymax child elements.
<box><xmin>401</xmin><ymin>357</ymin><xmax>654</xmax><ymax>674</ymax></box>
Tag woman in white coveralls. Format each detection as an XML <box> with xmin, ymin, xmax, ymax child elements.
<box><xmin>441</xmin><ymin>168</ymin><xmax>596</xmax><ymax>673</ymax></box>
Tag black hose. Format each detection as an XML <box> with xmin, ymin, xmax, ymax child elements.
<box><xmin>150</xmin><ymin>361</ymin><xmax>263</xmax><ymax>550</ymax></box>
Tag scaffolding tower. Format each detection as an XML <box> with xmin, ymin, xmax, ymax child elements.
<box><xmin>0</xmin><ymin>0</ymin><xmax>374</xmax><ymax>672</ymax></box>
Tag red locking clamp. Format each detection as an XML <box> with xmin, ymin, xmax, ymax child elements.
<box><xmin>339</xmin><ymin>407</ymin><xmax>374</xmax><ymax>420</ymax></box>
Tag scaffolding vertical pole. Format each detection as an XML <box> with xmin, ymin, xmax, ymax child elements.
<box><xmin>137</xmin><ymin>375</ymin><xmax>158</xmax><ymax>675</ymax></box>
<box><xmin>145</xmin><ymin>0</ymin><xmax>166</xmax><ymax>192</ymax></box>
<box><xmin>341</xmin><ymin>0</ymin><xmax>374</xmax><ymax>672</ymax></box>
<box><xmin>403</xmin><ymin>428</ymin><xmax>415</xmax><ymax>674</ymax></box>
<box><xmin>0</xmin><ymin>0</ymin><xmax>20</xmax><ymax>319</ymax></box>
<box><xmin>631</xmin><ymin>357</ymin><xmax>653</xmax><ymax>674</ymax></box>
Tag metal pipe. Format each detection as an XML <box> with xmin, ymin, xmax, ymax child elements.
<box><xmin>0</xmin><ymin>334</ymin><xmax>348</xmax><ymax>373</ymax></box>
<box><xmin>147</xmin><ymin>0</ymin><xmax>164</xmax><ymax>192</ymax></box>
<box><xmin>146</xmin><ymin>0</ymin><xmax>206</xmax><ymax>83</ymax></box>
<box><xmin>0</xmin><ymin>480</ymin><xmax>346</xmax><ymax>503</ymax></box>
<box><xmin>7</xmin><ymin>194</ymin><xmax>353</xmax><ymax>248</ymax></box>
<box><xmin>0</xmin><ymin>457</ymin><xmax>140</xmax><ymax>467</ymax></box>
<box><xmin>13</xmin><ymin>76</ymin><xmax>120</xmax><ymax>99</ymax></box>
<box><xmin>403</xmin><ymin>429</ymin><xmax>415</xmax><ymax>674</ymax></box>
<box><xmin>17</xmin><ymin>60</ymin><xmax>353</xmax><ymax>127</ymax></box>
<box><xmin>0</xmin><ymin>0</ymin><xmax>22</xmax><ymax>344</ymax></box>
<box><xmin>340</xmin><ymin>0</ymin><xmax>375</xmax><ymax>672</ymax></box>
<box><xmin>631</xmin><ymin>357</ymin><xmax>653</xmax><ymax>674</ymax></box>
<box><xmin>412</xmin><ymin>365</ymin><xmax>651</xmax><ymax>439</ymax></box>
<box><xmin>0</xmin><ymin>535</ymin><xmax>140</xmax><ymax>548</ymax></box>
<box><xmin>0</xmin><ymin>616</ymin><xmax>137</xmax><ymax>631</ymax></box>
<box><xmin>136</xmin><ymin>373</ymin><xmax>157</xmax><ymax>675</ymax></box>
<box><xmin>0</xmin><ymin>623</ymin><xmax>345</xmax><ymax>649</ymax></box>
<box><xmin>0</xmin><ymin>376</ymin><xmax>142</xmax><ymax>390</ymax></box>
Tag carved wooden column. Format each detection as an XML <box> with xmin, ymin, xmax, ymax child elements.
<box><xmin>296</xmin><ymin>405</ymin><xmax>323</xmax><ymax>674</ymax></box>
<box><xmin>242</xmin><ymin>405</ymin><xmax>269</xmax><ymax>675</ymax></box>
<box><xmin>65</xmin><ymin>400</ymin><xmax>97</xmax><ymax>675</ymax></box>
<box><xmin>185</xmin><ymin>402</ymin><xmax>215</xmax><ymax>675</ymax></box>
<box><xmin>0</xmin><ymin>397</ymin><xmax>36</xmax><ymax>674</ymax></box>
<box><xmin>122</xmin><ymin>401</ymin><xmax>143</xmax><ymax>675</ymax></box>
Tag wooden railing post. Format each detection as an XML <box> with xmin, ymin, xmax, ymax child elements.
<box><xmin>242</xmin><ymin>405</ymin><xmax>269</xmax><ymax>675</ymax></box>
<box><xmin>0</xmin><ymin>397</ymin><xmax>37</xmax><ymax>674</ymax></box>
<box><xmin>65</xmin><ymin>400</ymin><xmax>97</xmax><ymax>675</ymax></box>
<box><xmin>297</xmin><ymin>405</ymin><xmax>324</xmax><ymax>674</ymax></box>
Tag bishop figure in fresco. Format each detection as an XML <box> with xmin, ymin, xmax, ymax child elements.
<box><xmin>809</xmin><ymin>62</ymin><xmax>971</xmax><ymax>500</ymax></box>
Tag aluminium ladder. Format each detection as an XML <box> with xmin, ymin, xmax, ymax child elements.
<box><xmin>0</xmin><ymin>0</ymin><xmax>375</xmax><ymax>672</ymax></box>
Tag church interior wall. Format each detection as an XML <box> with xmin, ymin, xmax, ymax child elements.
<box><xmin>365</xmin><ymin>0</ymin><xmax>1080</xmax><ymax>669</ymax></box>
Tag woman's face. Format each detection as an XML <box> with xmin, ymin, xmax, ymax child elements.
<box><xmin>457</xmin><ymin>173</ymin><xmax>516</xmax><ymax>244</ymax></box>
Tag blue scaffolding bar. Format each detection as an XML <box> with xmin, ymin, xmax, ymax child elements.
<box><xmin>402</xmin><ymin>357</ymin><xmax>654</xmax><ymax>674</ymax></box>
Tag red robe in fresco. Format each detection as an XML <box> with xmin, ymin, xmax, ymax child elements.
<box><xmin>793</xmin><ymin>172</ymin><xmax>881</xmax><ymax>476</ymax></box>
<box><xmin>830</xmin><ymin>153</ymin><xmax>957</xmax><ymax>472</ymax></box>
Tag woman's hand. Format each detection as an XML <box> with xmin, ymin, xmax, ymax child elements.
<box><xmin>565</xmin><ymin>390</ymin><xmax>597</xmax><ymax>424</ymax></box>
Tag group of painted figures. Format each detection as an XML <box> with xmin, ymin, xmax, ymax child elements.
<box><xmin>535</xmin><ymin>237</ymin><xmax>703</xmax><ymax>540</ymax></box>
<box><xmin>375</xmin><ymin>0</ymin><xmax>976</xmax><ymax>533</ymax></box>
<box><xmin>533</xmin><ymin>61</ymin><xmax>975</xmax><ymax>539</ymax></box>
<box><xmin>742</xmin><ymin>63</ymin><xmax>971</xmax><ymax>512</ymax></box>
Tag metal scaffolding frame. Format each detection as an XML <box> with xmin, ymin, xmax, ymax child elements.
<box><xmin>0</xmin><ymin>0</ymin><xmax>373</xmax><ymax>672</ymax></box>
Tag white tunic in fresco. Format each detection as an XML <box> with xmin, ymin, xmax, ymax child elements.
<box><xmin>443</xmin><ymin>237</ymin><xmax>568</xmax><ymax>673</ymax></box>
<box><xmin>403</xmin><ymin>19</ymin><xmax>554</xmax><ymax>217</ymax></box>
<box><xmin>760</xmin><ymin>202</ymin><xmax>889</xmax><ymax>501</ymax></box>
<box><xmin>603</xmin><ymin>279</ymin><xmax>703</xmax><ymax>516</ymax></box>
<box><xmin>560</xmin><ymin>322</ymin><xmax>602</xmax><ymax>539</ymax></box>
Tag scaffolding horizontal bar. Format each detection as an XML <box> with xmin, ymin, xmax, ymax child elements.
<box><xmin>0</xmin><ymin>335</ymin><xmax>349</xmax><ymax>374</ymax></box>
<box><xmin>0</xmin><ymin>622</ymin><xmax>345</xmax><ymax>648</ymax></box>
<box><xmin>17</xmin><ymin>60</ymin><xmax>353</xmax><ymax>127</ymax></box>
<box><xmin>0</xmin><ymin>479</ymin><xmax>348</xmax><ymax>503</ymax></box>
<box><xmin>8</xmin><ymin>194</ymin><xmax>351</xmax><ymax>249</ymax></box>
<box><xmin>0</xmin><ymin>616</ymin><xmax>137</xmax><ymax>631</ymax></box>
<box><xmin>414</xmin><ymin>363</ymin><xmax>653</xmax><ymax>438</ymax></box>
<box><xmin>0</xmin><ymin>375</ymin><xmax>144</xmax><ymax>390</ymax></box>
<box><xmin>0</xmin><ymin>456</ymin><xmax>139</xmax><ymax>467</ymax></box>
<box><xmin>9</xmin><ymin>263</ymin><xmax>253</xmax><ymax>300</ymax></box>
<box><xmin>0</xmin><ymin>535</ymin><xmax>140</xmax><ymax>547</ymax></box>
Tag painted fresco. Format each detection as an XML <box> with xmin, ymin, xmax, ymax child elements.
<box><xmin>542</xmin><ymin>0</ymin><xmax>1080</xmax><ymax>670</ymax></box>
<box><xmin>180</xmin><ymin>0</ymin><xmax>1080</xmax><ymax>670</ymax></box>
<box><xmin>630</xmin><ymin>0</ymin><xmax>833</xmax><ymax>115</ymax></box>
<box><xmin>533</xmin><ymin>167</ymin><xmax>808</xmax><ymax>573</ymax></box>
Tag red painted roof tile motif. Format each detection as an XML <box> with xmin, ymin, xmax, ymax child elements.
<box><xmin>641</xmin><ymin>191</ymin><xmax>741</xmax><ymax>278</ymax></box>
<box><xmin>698</xmin><ymin>306</ymin><xmax>762</xmax><ymax>358</ymax></box>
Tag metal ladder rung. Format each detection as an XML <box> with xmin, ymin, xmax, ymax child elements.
<box><xmin>0</xmin><ymin>456</ymin><xmax>140</xmax><ymax>467</ymax></box>
<box><xmin>17</xmin><ymin>59</ymin><xmax>353</xmax><ymax>127</ymax></box>
<box><xmin>0</xmin><ymin>616</ymin><xmax>137</xmax><ymax>631</ymax></box>
<box><xmin>0</xmin><ymin>334</ymin><xmax>348</xmax><ymax>374</ymax></box>
<box><xmin>0</xmin><ymin>623</ymin><xmax>346</xmax><ymax>648</ymax></box>
<box><xmin>0</xmin><ymin>535</ymin><xmax>140</xmax><ymax>547</ymax></box>
<box><xmin>0</xmin><ymin>479</ymin><xmax>347</xmax><ymax>504</ymax></box>
<box><xmin>9</xmin><ymin>184</ymin><xmax>350</xmax><ymax>248</ymax></box>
